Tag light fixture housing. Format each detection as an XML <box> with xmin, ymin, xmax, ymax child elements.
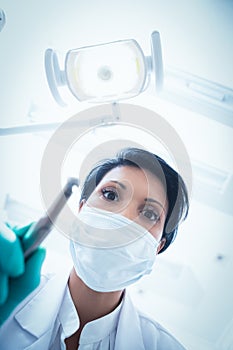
<box><xmin>0</xmin><ymin>9</ymin><xmax>6</xmax><ymax>32</ymax></box>
<box><xmin>44</xmin><ymin>31</ymin><xmax>163</xmax><ymax>106</ymax></box>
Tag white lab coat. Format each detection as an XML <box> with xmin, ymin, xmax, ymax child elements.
<box><xmin>0</xmin><ymin>263</ymin><xmax>186</xmax><ymax>350</ymax></box>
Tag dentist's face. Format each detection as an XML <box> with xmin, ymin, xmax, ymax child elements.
<box><xmin>82</xmin><ymin>166</ymin><xmax>168</xmax><ymax>246</ymax></box>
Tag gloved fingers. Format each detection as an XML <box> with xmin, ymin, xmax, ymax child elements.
<box><xmin>0</xmin><ymin>248</ymin><xmax>46</xmax><ymax>326</ymax></box>
<box><xmin>22</xmin><ymin>248</ymin><xmax>46</xmax><ymax>291</ymax></box>
<box><xmin>26</xmin><ymin>247</ymin><xmax>46</xmax><ymax>273</ymax></box>
<box><xmin>12</xmin><ymin>222</ymin><xmax>35</xmax><ymax>238</ymax></box>
<box><xmin>0</xmin><ymin>273</ymin><xmax>8</xmax><ymax>304</ymax></box>
<box><xmin>0</xmin><ymin>224</ymin><xmax>24</xmax><ymax>276</ymax></box>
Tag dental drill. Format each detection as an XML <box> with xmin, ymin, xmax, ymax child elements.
<box><xmin>23</xmin><ymin>178</ymin><xmax>79</xmax><ymax>259</ymax></box>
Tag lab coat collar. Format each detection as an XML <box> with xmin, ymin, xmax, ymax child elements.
<box><xmin>13</xmin><ymin>268</ymin><xmax>146</xmax><ymax>350</ymax></box>
<box><xmin>57</xmin><ymin>284</ymin><xmax>80</xmax><ymax>338</ymax></box>
<box><xmin>14</xmin><ymin>267</ymin><xmax>71</xmax><ymax>339</ymax></box>
<box><xmin>79</xmin><ymin>291</ymin><xmax>124</xmax><ymax>345</ymax></box>
<box><xmin>114</xmin><ymin>290</ymin><xmax>145</xmax><ymax>350</ymax></box>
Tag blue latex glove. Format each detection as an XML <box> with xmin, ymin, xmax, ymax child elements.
<box><xmin>0</xmin><ymin>223</ymin><xmax>46</xmax><ymax>325</ymax></box>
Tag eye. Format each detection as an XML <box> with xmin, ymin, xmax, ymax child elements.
<box><xmin>101</xmin><ymin>187</ymin><xmax>119</xmax><ymax>201</ymax></box>
<box><xmin>140</xmin><ymin>207</ymin><xmax>160</xmax><ymax>222</ymax></box>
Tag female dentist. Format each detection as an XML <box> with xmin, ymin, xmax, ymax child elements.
<box><xmin>0</xmin><ymin>147</ymin><xmax>189</xmax><ymax>350</ymax></box>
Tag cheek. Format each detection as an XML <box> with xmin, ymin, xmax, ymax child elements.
<box><xmin>149</xmin><ymin>218</ymin><xmax>166</xmax><ymax>241</ymax></box>
<box><xmin>149</xmin><ymin>228</ymin><xmax>163</xmax><ymax>241</ymax></box>
<box><xmin>86</xmin><ymin>191</ymin><xmax>103</xmax><ymax>208</ymax></box>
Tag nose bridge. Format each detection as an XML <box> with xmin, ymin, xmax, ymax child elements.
<box><xmin>119</xmin><ymin>202</ymin><xmax>136</xmax><ymax>221</ymax></box>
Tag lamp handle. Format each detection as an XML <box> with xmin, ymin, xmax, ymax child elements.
<box><xmin>150</xmin><ymin>31</ymin><xmax>164</xmax><ymax>93</ymax></box>
<box><xmin>44</xmin><ymin>49</ymin><xmax>67</xmax><ymax>107</ymax></box>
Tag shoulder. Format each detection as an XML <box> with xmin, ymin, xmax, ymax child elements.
<box><xmin>137</xmin><ymin>310</ymin><xmax>186</xmax><ymax>350</ymax></box>
<box><xmin>1</xmin><ymin>254</ymin><xmax>71</xmax><ymax>327</ymax></box>
<box><xmin>0</xmin><ymin>261</ymin><xmax>71</xmax><ymax>350</ymax></box>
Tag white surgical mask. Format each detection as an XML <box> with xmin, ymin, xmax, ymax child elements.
<box><xmin>69</xmin><ymin>205</ymin><xmax>159</xmax><ymax>292</ymax></box>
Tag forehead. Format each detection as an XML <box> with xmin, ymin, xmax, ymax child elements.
<box><xmin>97</xmin><ymin>165</ymin><xmax>167</xmax><ymax>199</ymax></box>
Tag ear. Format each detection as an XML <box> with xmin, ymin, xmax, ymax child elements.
<box><xmin>78</xmin><ymin>199</ymin><xmax>86</xmax><ymax>212</ymax></box>
<box><xmin>156</xmin><ymin>238</ymin><xmax>166</xmax><ymax>254</ymax></box>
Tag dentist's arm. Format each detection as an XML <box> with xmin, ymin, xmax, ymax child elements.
<box><xmin>0</xmin><ymin>223</ymin><xmax>45</xmax><ymax>325</ymax></box>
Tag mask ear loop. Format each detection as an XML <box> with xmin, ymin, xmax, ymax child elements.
<box><xmin>44</xmin><ymin>48</ymin><xmax>67</xmax><ymax>107</ymax></box>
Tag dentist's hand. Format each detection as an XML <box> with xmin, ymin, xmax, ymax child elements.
<box><xmin>0</xmin><ymin>223</ymin><xmax>45</xmax><ymax>325</ymax></box>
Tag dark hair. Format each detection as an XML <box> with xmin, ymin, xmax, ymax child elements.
<box><xmin>80</xmin><ymin>147</ymin><xmax>189</xmax><ymax>253</ymax></box>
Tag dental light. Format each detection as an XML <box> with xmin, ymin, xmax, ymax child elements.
<box><xmin>44</xmin><ymin>31</ymin><xmax>163</xmax><ymax>106</ymax></box>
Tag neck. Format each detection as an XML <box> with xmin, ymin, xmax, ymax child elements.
<box><xmin>68</xmin><ymin>267</ymin><xmax>123</xmax><ymax>326</ymax></box>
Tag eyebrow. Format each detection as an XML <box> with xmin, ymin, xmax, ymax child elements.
<box><xmin>110</xmin><ymin>180</ymin><xmax>127</xmax><ymax>190</ymax></box>
<box><xmin>144</xmin><ymin>198</ymin><xmax>165</xmax><ymax>211</ymax></box>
